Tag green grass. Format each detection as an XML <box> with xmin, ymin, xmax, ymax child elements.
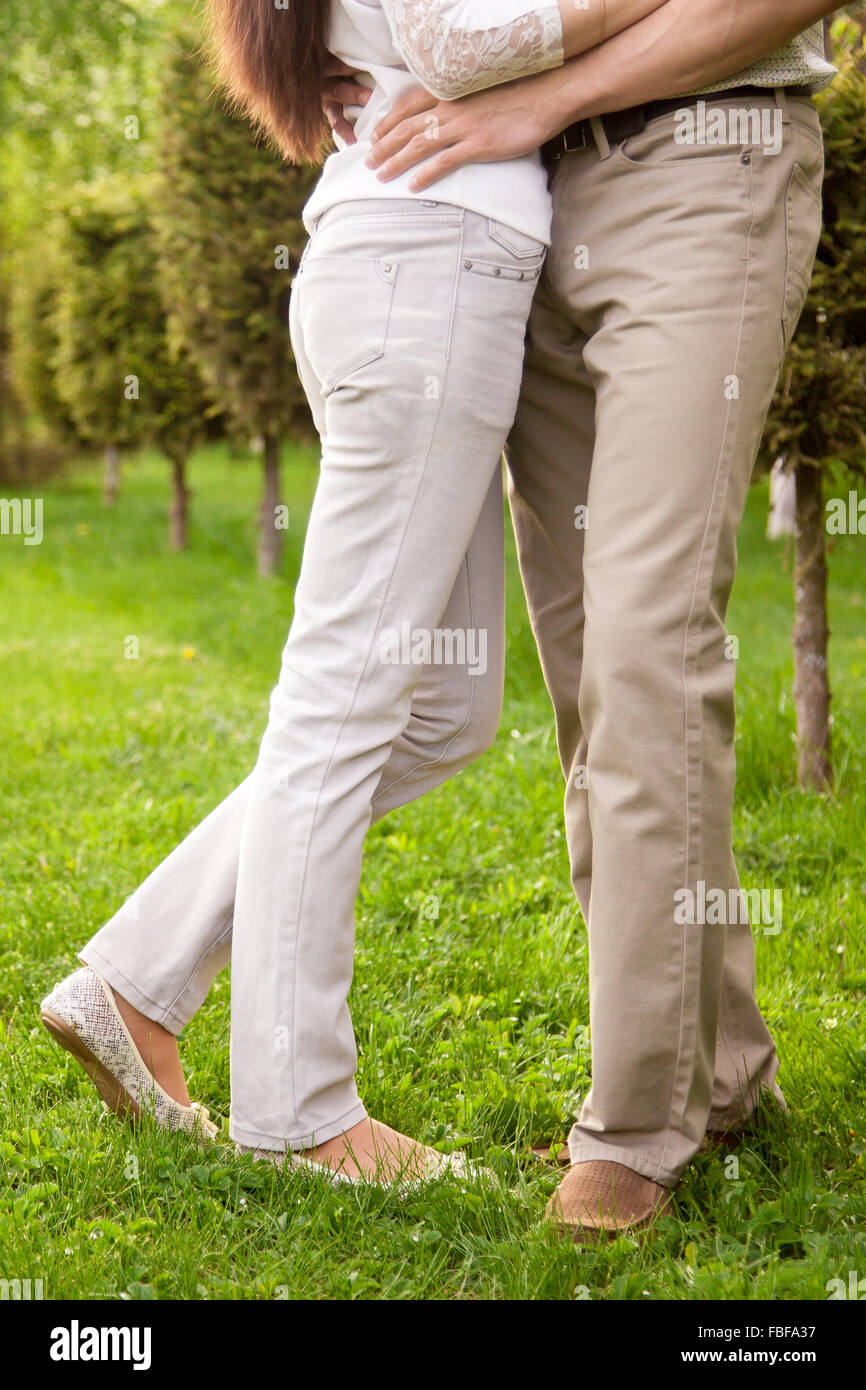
<box><xmin>0</xmin><ymin>445</ymin><xmax>864</xmax><ymax>1301</ymax></box>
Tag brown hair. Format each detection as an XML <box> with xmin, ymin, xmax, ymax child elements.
<box><xmin>209</xmin><ymin>0</ymin><xmax>332</xmax><ymax>164</ymax></box>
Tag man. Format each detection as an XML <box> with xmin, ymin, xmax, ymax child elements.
<box><xmin>338</xmin><ymin>0</ymin><xmax>843</xmax><ymax>1240</ymax></box>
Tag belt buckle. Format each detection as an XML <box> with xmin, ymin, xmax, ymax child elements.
<box><xmin>560</xmin><ymin>123</ymin><xmax>591</xmax><ymax>156</ymax></box>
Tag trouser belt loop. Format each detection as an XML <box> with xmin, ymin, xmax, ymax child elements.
<box><xmin>590</xmin><ymin>114</ymin><xmax>612</xmax><ymax>160</ymax></box>
<box><xmin>543</xmin><ymin>83</ymin><xmax>808</xmax><ymax>164</ymax></box>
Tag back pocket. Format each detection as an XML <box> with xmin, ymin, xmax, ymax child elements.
<box><xmin>487</xmin><ymin>219</ymin><xmax>547</xmax><ymax>262</ymax></box>
<box><xmin>782</xmin><ymin>161</ymin><xmax>823</xmax><ymax>351</ymax></box>
<box><xmin>297</xmin><ymin>255</ymin><xmax>398</xmax><ymax>394</ymax></box>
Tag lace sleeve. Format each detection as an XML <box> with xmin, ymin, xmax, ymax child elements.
<box><xmin>383</xmin><ymin>0</ymin><xmax>565</xmax><ymax>101</ymax></box>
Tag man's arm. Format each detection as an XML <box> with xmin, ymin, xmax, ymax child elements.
<box><xmin>367</xmin><ymin>0</ymin><xmax>843</xmax><ymax>189</ymax></box>
<box><xmin>382</xmin><ymin>0</ymin><xmax>672</xmax><ymax>101</ymax></box>
<box><xmin>322</xmin><ymin>0</ymin><xmax>671</xmax><ymax>136</ymax></box>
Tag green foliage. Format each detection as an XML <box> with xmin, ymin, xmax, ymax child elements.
<box><xmin>9</xmin><ymin>268</ymin><xmax>87</xmax><ymax>450</ymax></box>
<box><xmin>0</xmin><ymin>1</ymin><xmax>164</xmax><ymax>254</ymax></box>
<box><xmin>0</xmin><ymin>3</ymin><xmax>211</xmax><ymax>479</ymax></box>
<box><xmin>761</xmin><ymin>55</ymin><xmax>866</xmax><ymax>478</ymax></box>
<box><xmin>0</xmin><ymin>282</ymin><xmax>26</xmax><ymax>446</ymax></box>
<box><xmin>0</xmin><ymin>278</ymin><xmax>68</xmax><ymax>484</ymax></box>
<box><xmin>0</xmin><ymin>455</ymin><xmax>864</xmax><ymax>1300</ymax></box>
<box><xmin>51</xmin><ymin>178</ymin><xmax>212</xmax><ymax>460</ymax></box>
<box><xmin>1</xmin><ymin>13</ymin><xmax>316</xmax><ymax>493</ymax></box>
<box><xmin>150</xmin><ymin>34</ymin><xmax>316</xmax><ymax>448</ymax></box>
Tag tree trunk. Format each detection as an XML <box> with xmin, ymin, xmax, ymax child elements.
<box><xmin>103</xmin><ymin>444</ymin><xmax>120</xmax><ymax>507</ymax></box>
<box><xmin>792</xmin><ymin>456</ymin><xmax>832</xmax><ymax>793</ymax></box>
<box><xmin>258</xmin><ymin>433</ymin><xmax>282</xmax><ymax>576</ymax></box>
<box><xmin>169</xmin><ymin>453</ymin><xmax>189</xmax><ymax>551</ymax></box>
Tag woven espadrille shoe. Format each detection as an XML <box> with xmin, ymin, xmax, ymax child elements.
<box><xmin>235</xmin><ymin>1138</ymin><xmax>482</xmax><ymax>1192</ymax></box>
<box><xmin>41</xmin><ymin>966</ymin><xmax>218</xmax><ymax>1142</ymax></box>
<box><xmin>544</xmin><ymin>1160</ymin><xmax>674</xmax><ymax>1244</ymax></box>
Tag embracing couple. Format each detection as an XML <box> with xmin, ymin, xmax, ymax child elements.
<box><xmin>41</xmin><ymin>0</ymin><xmax>838</xmax><ymax>1243</ymax></box>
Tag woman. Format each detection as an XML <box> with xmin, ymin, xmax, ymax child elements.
<box><xmin>41</xmin><ymin>0</ymin><xmax>668</xmax><ymax>1187</ymax></box>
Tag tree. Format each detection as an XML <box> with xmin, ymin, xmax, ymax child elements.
<box><xmin>151</xmin><ymin>33</ymin><xmax>315</xmax><ymax>575</ymax></box>
<box><xmin>10</xmin><ymin>268</ymin><xmax>90</xmax><ymax>452</ymax></box>
<box><xmin>0</xmin><ymin>1</ymin><xmax>195</xmax><ymax>482</ymax></box>
<box><xmin>0</xmin><ymin>270</ymin><xmax>69</xmax><ymax>485</ymax></box>
<box><xmin>760</xmin><ymin>38</ymin><xmax>866</xmax><ymax>793</ymax></box>
<box><xmin>52</xmin><ymin>180</ymin><xmax>214</xmax><ymax>544</ymax></box>
<box><xmin>0</xmin><ymin>279</ymin><xmax>27</xmax><ymax>480</ymax></box>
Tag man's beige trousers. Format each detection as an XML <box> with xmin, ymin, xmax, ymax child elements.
<box><xmin>506</xmin><ymin>90</ymin><xmax>824</xmax><ymax>1184</ymax></box>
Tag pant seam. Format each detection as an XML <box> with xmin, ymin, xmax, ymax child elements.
<box><xmin>706</xmin><ymin>1051</ymin><xmax>758</xmax><ymax>1124</ymax></box>
<box><xmin>714</xmin><ymin>955</ymin><xmax>750</xmax><ymax>1107</ymax></box>
<box><xmin>370</xmin><ymin>549</ymin><xmax>481</xmax><ymax>807</ymax></box>
<box><xmin>284</xmin><ymin>258</ymin><xmax>464</xmax><ymax>1134</ymax></box>
<box><xmin>443</xmin><ymin>214</ymin><xmax>465</xmax><ymax>363</ymax></box>
<box><xmin>163</xmin><ymin>915</ymin><xmax>234</xmax><ymax>1022</ymax></box>
<box><xmin>655</xmin><ymin>159</ymin><xmax>758</xmax><ymax>1185</ymax></box>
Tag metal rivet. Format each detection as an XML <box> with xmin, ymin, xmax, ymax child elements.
<box><xmin>463</xmin><ymin>260</ymin><xmax>473</xmax><ymax>269</ymax></box>
<box><xmin>741</xmin><ymin>153</ymin><xmax>751</xmax><ymax>165</ymax></box>
<box><xmin>493</xmin><ymin>266</ymin><xmax>501</xmax><ymax>276</ymax></box>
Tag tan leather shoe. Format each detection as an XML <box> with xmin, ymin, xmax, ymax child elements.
<box><xmin>544</xmin><ymin>1160</ymin><xmax>674</xmax><ymax>1244</ymax></box>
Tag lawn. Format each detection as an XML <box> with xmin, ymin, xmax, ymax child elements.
<box><xmin>0</xmin><ymin>444</ymin><xmax>864</xmax><ymax>1301</ymax></box>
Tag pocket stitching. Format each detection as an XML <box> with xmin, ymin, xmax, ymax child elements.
<box><xmin>298</xmin><ymin>255</ymin><xmax>398</xmax><ymax>394</ymax></box>
<box><xmin>487</xmin><ymin>219</ymin><xmax>547</xmax><ymax>260</ymax></box>
<box><xmin>616</xmin><ymin>110</ymin><xmax>759</xmax><ymax>169</ymax></box>
<box><xmin>787</xmin><ymin>111</ymin><xmax>823</xmax><ymax>154</ymax></box>
<box><xmin>462</xmin><ymin>257</ymin><xmax>543</xmax><ymax>282</ymax></box>
<box><xmin>781</xmin><ymin>161</ymin><xmax>822</xmax><ymax>351</ymax></box>
<box><xmin>617</xmin><ymin>134</ymin><xmax>754</xmax><ymax>168</ymax></box>
<box><xmin>790</xmin><ymin>158</ymin><xmax>823</xmax><ymax>209</ymax></box>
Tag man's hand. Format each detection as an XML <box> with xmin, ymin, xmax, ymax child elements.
<box><xmin>366</xmin><ymin>0</ymin><xmax>842</xmax><ymax>186</ymax></box>
<box><xmin>322</xmin><ymin>57</ymin><xmax>371</xmax><ymax>146</ymax></box>
<box><xmin>366</xmin><ymin>72</ymin><xmax>564</xmax><ymax>189</ymax></box>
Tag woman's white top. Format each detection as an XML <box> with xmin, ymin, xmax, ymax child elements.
<box><xmin>302</xmin><ymin>0</ymin><xmax>564</xmax><ymax>244</ymax></box>
<box><xmin>301</xmin><ymin>2</ymin><xmax>836</xmax><ymax>244</ymax></box>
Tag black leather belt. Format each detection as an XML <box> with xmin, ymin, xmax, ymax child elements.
<box><xmin>541</xmin><ymin>83</ymin><xmax>816</xmax><ymax>162</ymax></box>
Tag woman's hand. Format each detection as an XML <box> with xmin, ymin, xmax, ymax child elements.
<box><xmin>321</xmin><ymin>57</ymin><xmax>371</xmax><ymax>145</ymax></box>
<box><xmin>366</xmin><ymin>71</ymin><xmax>567</xmax><ymax>190</ymax></box>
